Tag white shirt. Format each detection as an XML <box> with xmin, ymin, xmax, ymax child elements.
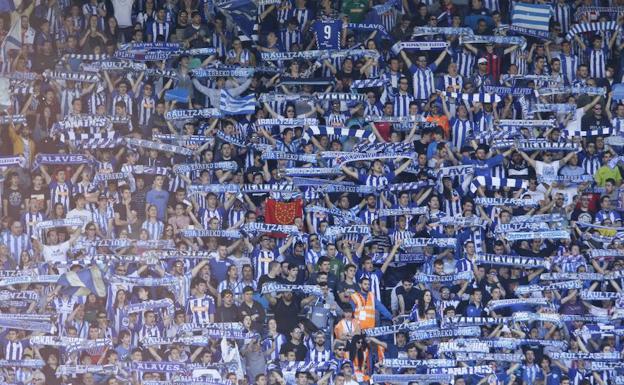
<box><xmin>67</xmin><ymin>208</ymin><xmax>93</xmax><ymax>230</ymax></box>
<box><xmin>535</xmin><ymin>160</ymin><xmax>561</xmax><ymax>180</ymax></box>
<box><xmin>111</xmin><ymin>0</ymin><xmax>134</xmax><ymax>27</ymax></box>
<box><xmin>42</xmin><ymin>240</ymin><xmax>71</xmax><ymax>265</ymax></box>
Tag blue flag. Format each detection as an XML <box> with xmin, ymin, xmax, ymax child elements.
<box><xmin>57</xmin><ymin>266</ymin><xmax>108</xmax><ymax>297</ymax></box>
<box><xmin>215</xmin><ymin>0</ymin><xmax>258</xmax><ymax>42</ymax></box>
<box><xmin>219</xmin><ymin>89</ymin><xmax>256</xmax><ymax>115</ymax></box>
<box><xmin>509</xmin><ymin>2</ymin><xmax>552</xmax><ymax>39</ymax></box>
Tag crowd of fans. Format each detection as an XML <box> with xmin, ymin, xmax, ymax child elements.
<box><xmin>1</xmin><ymin>0</ymin><xmax>624</xmax><ymax>384</ymax></box>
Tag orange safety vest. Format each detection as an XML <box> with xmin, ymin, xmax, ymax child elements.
<box><xmin>351</xmin><ymin>291</ymin><xmax>375</xmax><ymax>329</ymax></box>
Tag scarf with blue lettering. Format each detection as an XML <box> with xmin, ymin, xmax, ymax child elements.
<box><xmin>409</xmin><ymin>326</ymin><xmax>481</xmax><ymax>341</ymax></box>
<box><xmin>497</xmin><ymin>119</ymin><xmax>556</xmax><ymax>127</ymax></box>
<box><xmin>30</xmin><ymin>336</ymin><xmax>112</xmax><ymax>353</ymax></box>
<box><xmin>0</xmin><ymin>359</ymin><xmax>45</xmax><ymax>368</ymax></box>
<box><xmin>589</xmin><ymin>249</ymin><xmax>624</xmax><ymax>260</ymax></box>
<box><xmin>241</xmin><ymin>184</ymin><xmax>296</xmax><ymax>193</ymax></box>
<box><xmin>541</xmin><ymin>272</ymin><xmax>607</xmax><ymax>281</ymax></box>
<box><xmin>0</xmin><ymin>156</ymin><xmax>24</xmax><ymax>167</ymax></box>
<box><xmin>492</xmin><ymin>139</ymin><xmax>579</xmax><ymax>151</ymax></box>
<box><xmin>281</xmin><ymin>167</ymin><xmax>342</xmax><ymax>176</ymax></box>
<box><xmin>510</xmin><ymin>213</ymin><xmax>562</xmax><ymax>223</ymax></box>
<box><xmin>378</xmin><ymin>207</ymin><xmax>428</xmax><ymax>217</ymax></box>
<box><xmin>115</xmin><ymin>48</ymin><xmax>216</xmax><ymax>61</ymax></box>
<box><xmin>403</xmin><ymin>237</ymin><xmax>457</xmax><ymax>247</ymax></box>
<box><xmin>475</xmin><ymin>254</ymin><xmax>551</xmax><ymax>270</ymax></box>
<box><xmin>315</xmin><ymin>93</ymin><xmax>367</xmax><ymax>102</ymax></box>
<box><xmin>154</xmin><ymin>134</ymin><xmax>214</xmax><ymax>145</ymax></box>
<box><xmin>261</xmin><ymin>151</ymin><xmax>317</xmax><ymax>163</ymax></box>
<box><xmin>109</xmin><ymin>275</ymin><xmax>180</xmax><ymax>288</ymax></box>
<box><xmin>363</xmin><ymin>319</ymin><xmax>437</xmax><ymax>337</ymax></box>
<box><xmin>539</xmin><ymin>86</ymin><xmax>606</xmax><ymax>96</ymax></box>
<box><xmin>371</xmin><ymin>252</ymin><xmax>427</xmax><ymax>264</ymax></box>
<box><xmin>125</xmin><ymin>138</ymin><xmax>194</xmax><ymax>156</ymax></box>
<box><xmin>43</xmin><ymin>69</ymin><xmax>101</xmax><ymax>83</ymax></box>
<box><xmin>305</xmin><ymin>206</ymin><xmax>361</xmax><ymax>223</ymax></box>
<box><xmin>260</xmin><ymin>282</ymin><xmax>322</xmax><ymax>296</ymax></box>
<box><xmin>56</xmin><ymin>364</ymin><xmax>118</xmax><ymax>376</ymax></box>
<box><xmin>0</xmin><ymin>316</ymin><xmax>54</xmax><ymax>332</ymax></box>
<box><xmin>348</xmin><ymin>23</ymin><xmax>389</xmax><ymax>37</ymax></box>
<box><xmin>260</xmin><ymin>50</ymin><xmax>328</xmax><ymax>61</ymax></box>
<box><xmin>0</xmin><ymin>274</ymin><xmax>60</xmax><ymax>287</ymax></box>
<box><xmin>413</xmin><ymin>271</ymin><xmax>473</xmax><ymax>282</ymax></box>
<box><xmin>474</xmin><ymin>197</ymin><xmax>538</xmax><ymax>207</ymax></box>
<box><xmin>320</xmin><ymin>184</ymin><xmax>378</xmax><ymax>194</ymax></box>
<box><xmin>372</xmin><ymin>374</ymin><xmax>453</xmax><ymax>383</ymax></box>
<box><xmin>391</xmin><ymin>41</ymin><xmax>448</xmax><ymax>54</ymax></box>
<box><xmin>257</xmin><ymin>118</ymin><xmax>319</xmax><ymax>127</ymax></box>
<box><xmin>483</xmin><ymin>85</ymin><xmax>535</xmax><ymax>96</ymax></box>
<box><xmin>33</xmin><ymin>154</ymin><xmax>91</xmax><ymax>171</ymax></box>
<box><xmin>127</xmin><ymin>299</ymin><xmax>175</xmax><ymax>317</ymax></box>
<box><xmin>565</xmin><ymin>21</ymin><xmax>619</xmax><ymax>40</ymax></box>
<box><xmin>470</xmin><ymin>176</ymin><xmax>528</xmax><ymax>193</ymax></box>
<box><xmin>530</xmin><ymin>103</ymin><xmax>577</xmax><ymax>114</ymax></box>
<box><xmin>179</xmin><ymin>229</ymin><xmax>242</xmax><ymax>238</ymax></box>
<box><xmin>191</xmin><ymin>66</ymin><xmax>257</xmax><ymax>78</ymax></box>
<box><xmin>325</xmin><ymin>225</ymin><xmax>370</xmax><ymax>237</ymax></box>
<box><xmin>3</xmin><ymin>72</ymin><xmax>38</xmax><ymax>81</ymax></box>
<box><xmin>382</xmin><ymin>359</ymin><xmax>456</xmax><ymax>368</ymax></box>
<box><xmin>515</xmin><ymin>280</ymin><xmax>583</xmax><ymax>295</ymax></box>
<box><xmin>431</xmin><ymin>366</ymin><xmax>493</xmax><ymax>375</ymax></box>
<box><xmin>537</xmin><ymin>174</ymin><xmax>594</xmax><ymax>184</ymax></box>
<box><xmin>164</xmin><ymin>108</ymin><xmax>222</xmax><ymax>120</ymax></box>
<box><xmin>81</xmin><ymin>60</ymin><xmax>146</xmax><ymax>72</ymax></box>
<box><xmin>504</xmin><ymin>230</ymin><xmax>570</xmax><ymax>241</ymax></box>
<box><xmin>173</xmin><ymin>162</ymin><xmax>238</xmax><ymax>174</ymax></box>
<box><xmin>495</xmin><ymin>222</ymin><xmax>550</xmax><ymax>233</ymax></box>
<box><xmin>454</xmin><ymin>352</ymin><xmax>524</xmax><ymax>362</ymax></box>
<box><xmin>460</xmin><ymin>35</ymin><xmax>527</xmax><ymax>50</ymax></box>
<box><xmin>438</xmin><ymin>216</ymin><xmax>486</xmax><ymax>228</ymax></box>
<box><xmin>241</xmin><ymin>223</ymin><xmax>299</xmax><ymax>235</ymax></box>
<box><xmin>0</xmin><ymin>115</ymin><xmax>27</xmax><ymax>125</ymax></box>
<box><xmin>488</xmin><ymin>297</ymin><xmax>550</xmax><ymax>310</ymax></box>
<box><xmin>412</xmin><ymin>27</ymin><xmax>474</xmax><ymax>37</ymax></box>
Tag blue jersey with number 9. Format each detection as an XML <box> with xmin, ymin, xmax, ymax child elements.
<box><xmin>313</xmin><ymin>20</ymin><xmax>342</xmax><ymax>50</ymax></box>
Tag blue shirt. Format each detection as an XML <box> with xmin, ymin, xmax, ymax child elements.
<box><xmin>462</xmin><ymin>154</ymin><xmax>504</xmax><ymax>178</ymax></box>
<box><xmin>145</xmin><ymin>188</ymin><xmax>169</xmax><ymax>221</ymax></box>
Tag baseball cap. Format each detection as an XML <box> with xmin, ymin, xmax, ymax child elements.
<box><xmin>478</xmin><ymin>58</ymin><xmax>488</xmax><ymax>64</ymax></box>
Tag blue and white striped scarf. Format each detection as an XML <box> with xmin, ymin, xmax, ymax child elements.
<box><xmin>351</xmin><ymin>79</ymin><xmax>386</xmax><ymax>89</ymax></box>
<box><xmin>302</xmin><ymin>126</ymin><xmax>375</xmax><ymax>143</ymax></box>
<box><xmin>443</xmin><ymin>91</ymin><xmax>501</xmax><ymax>104</ymax></box>
<box><xmin>470</xmin><ymin>176</ymin><xmax>528</xmax><ymax>193</ymax></box>
<box><xmin>565</xmin><ymin>21</ymin><xmax>619</xmax><ymax>41</ymax></box>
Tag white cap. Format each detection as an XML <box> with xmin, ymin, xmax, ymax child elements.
<box><xmin>478</xmin><ymin>58</ymin><xmax>488</xmax><ymax>64</ymax></box>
